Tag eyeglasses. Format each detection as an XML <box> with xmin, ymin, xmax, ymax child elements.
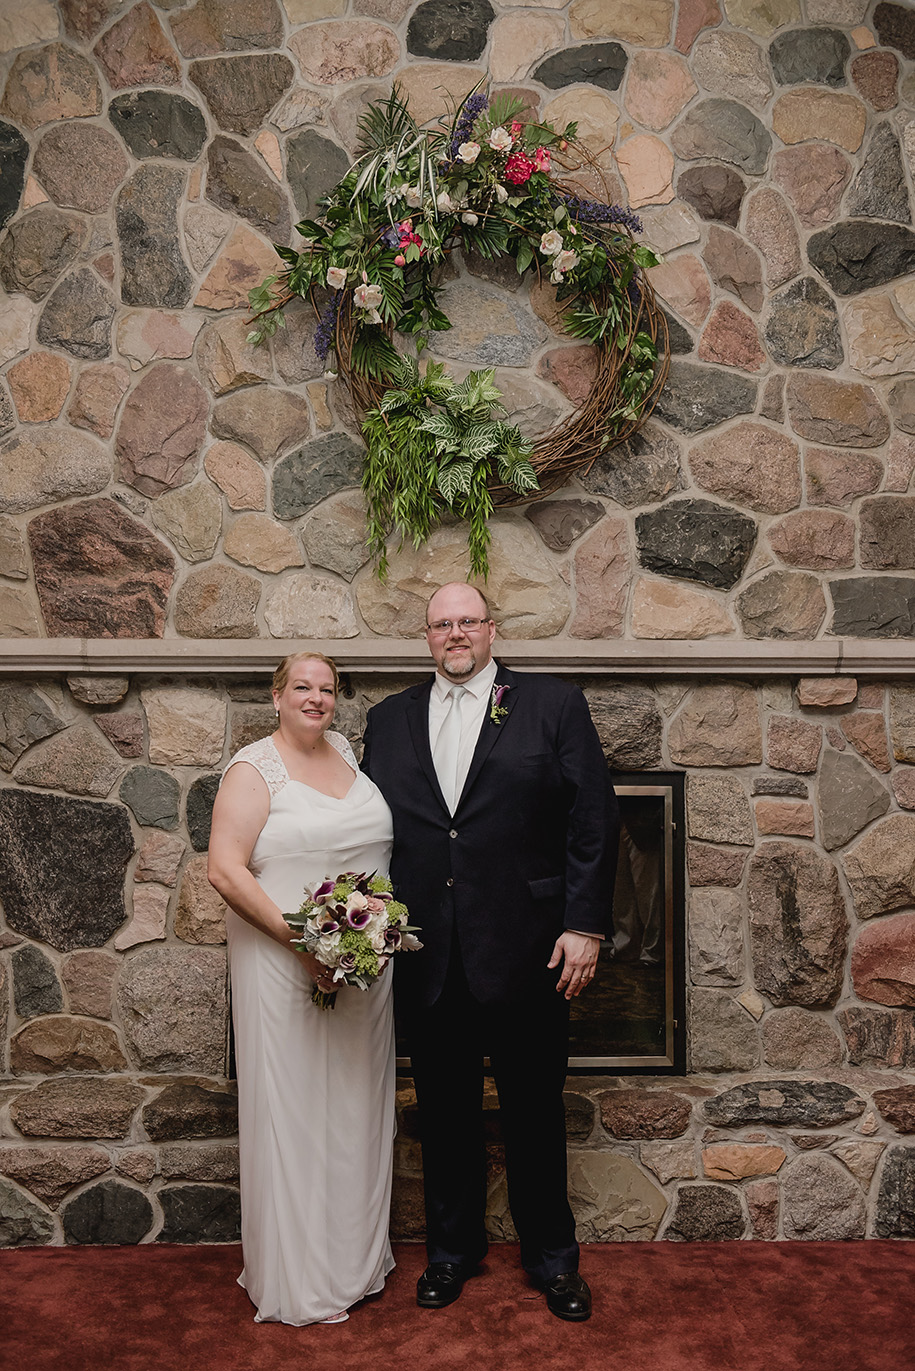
<box><xmin>425</xmin><ymin>617</ymin><xmax>491</xmax><ymax>635</ymax></box>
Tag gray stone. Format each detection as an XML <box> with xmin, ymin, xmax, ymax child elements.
<box><xmin>170</xmin><ymin>0</ymin><xmax>284</xmax><ymax>56</ymax></box>
<box><xmin>285</xmin><ymin>129</ymin><xmax>351</xmax><ymax>220</ymax></box>
<box><xmin>300</xmin><ymin>489</ymin><xmax>371</xmax><ymax>580</ymax></box>
<box><xmin>1</xmin><ymin>430</ymin><xmax>111</xmax><ymax>517</ymax></box>
<box><xmin>567</xmin><ymin>1152</ymin><xmax>666</xmax><ymax>1242</ymax></box>
<box><xmin>187</xmin><ymin>774</ymin><xmax>221</xmax><ymax>852</ymax></box>
<box><xmin>119</xmin><ymin>766</ymin><xmax>181</xmax><ymax>831</ymax></box>
<box><xmin>31</xmin><ymin>123</ymin><xmax>128</xmax><ymax>216</ymax></box>
<box><xmin>830</xmin><ymin>577</ymin><xmax>915</xmax><ymax>638</ymax></box>
<box><xmin>846</xmin><ymin>123</ymin><xmax>911</xmax><ymax>225</ymax></box>
<box><xmin>579</xmin><ymin>423</ymin><xmax>682</xmax><ymax>507</ymax></box>
<box><xmin>747</xmin><ymin>842</ymin><xmax>847</xmax><ymax>1008</ymax></box>
<box><xmin>11</xmin><ymin>1015</ymin><xmax>127</xmax><ymax>1075</ymax></box>
<box><xmin>874</xmin><ymin>2</ymin><xmax>915</xmax><ymax>61</ymax></box>
<box><xmin>66</xmin><ymin>677</ymin><xmax>129</xmax><ymax>707</ymax></box>
<box><xmin>62</xmin><ymin>1179</ymin><xmax>153</xmax><ymax>1245</ymax></box>
<box><xmin>37</xmin><ymin>269</ymin><xmax>114</xmax><ymax>360</ymax></box>
<box><xmin>661</xmin><ymin>311</ymin><xmax>694</xmax><ymax>354</ymax></box>
<box><xmin>143</xmin><ymin>1083</ymin><xmax>238</xmax><ymax>1141</ymax></box>
<box><xmin>0</xmin><ymin>683</ymin><xmax>67</xmax><ymax>773</ymax></box>
<box><xmin>0</xmin><ymin>121</ymin><xmax>28</xmax><ymax>232</ymax></box>
<box><xmin>159</xmin><ymin>1142</ymin><xmax>239</xmax><ymax>1182</ymax></box>
<box><xmin>116</xmin><ymin>164</ymin><xmax>192</xmax><ymax>308</ymax></box>
<box><xmin>583</xmin><ymin>685</ymin><xmax>662</xmax><ymax>769</ymax></box>
<box><xmin>174</xmin><ymin>565</ymin><xmax>261</xmax><ymax>639</ymax></box>
<box><xmin>787</xmin><ymin>374</ymin><xmax>889</xmax><ymax>447</ymax></box>
<box><xmin>29</xmin><ymin>498</ymin><xmax>175</xmax><ymax>638</ymax></box>
<box><xmin>0</xmin><ymin>1144</ymin><xmax>111</xmax><ymax>1209</ymax></box>
<box><xmin>860</xmin><ymin>497</ymin><xmax>915</xmax><ymax>570</ymax></box>
<box><xmin>189</xmin><ymin>54</ymin><xmax>294</xmax><ymax>136</ymax></box>
<box><xmin>151</xmin><ymin>481</ymin><xmax>222</xmax><ymax>563</ymax></box>
<box><xmin>430</xmin><ymin>281</ymin><xmax>548</xmax><ymax>367</ymax></box>
<box><xmin>687</xmin><ymin>774</ymin><xmax>753</xmax><ymax>845</ymax></box>
<box><xmin>704</xmin><ymin>1080</ymin><xmax>865</xmax><ymax>1129</ymax></box>
<box><xmin>12</xmin><ymin>945</ymin><xmax>62</xmax><ymax>1020</ymax></box>
<box><xmin>818</xmin><ymin>749</ymin><xmax>891</xmax><ymax>851</ymax></box>
<box><xmin>762</xmin><ymin>1007</ymin><xmax>842</xmax><ymax>1069</ymax></box>
<box><xmin>839</xmin><ymin>1006</ymin><xmax>915</xmax><ymax>1068</ymax></box>
<box><xmin>118</xmin><ymin>948</ymin><xmax>228</xmax><ymax>1073</ymax></box>
<box><xmin>689</xmin><ymin>889</ymin><xmax>744</xmax><ymax>986</ymax></box>
<box><xmin>15</xmin><ymin>726</ymin><xmax>124</xmax><ymax>799</ymax></box>
<box><xmin>157</xmin><ymin>1184</ymin><xmax>241</xmax><ymax>1242</ymax></box>
<box><xmin>752</xmin><ymin>776</ymin><xmax>809</xmax><ymax>797</ymax></box>
<box><xmin>891</xmin><ymin>685</ymin><xmax>915</xmax><ymax>762</ymax></box>
<box><xmin>843</xmin><ymin>813</ymin><xmax>915</xmax><ymax>919</ymax></box>
<box><xmin>876</xmin><ymin>1145</ymin><xmax>915</xmax><ymax>1237</ymax></box>
<box><xmin>808</xmin><ymin>220</ymin><xmax>915</xmax><ymax>295</ymax></box>
<box><xmin>636</xmin><ymin>498</ymin><xmax>757</xmax><ymax>590</ymax></box>
<box><xmin>889</xmin><ymin>378</ymin><xmax>915</xmax><ymax>435</ymax></box>
<box><xmin>0</xmin><ymin>791</ymin><xmax>133</xmax><ymax>952</ymax></box>
<box><xmin>0</xmin><ymin>1178</ymin><xmax>54</xmax><ymax>1247</ymax></box>
<box><xmin>770</xmin><ymin>28</ymin><xmax>850</xmax><ymax>86</ymax></box>
<box><xmin>534</xmin><ymin>43</ymin><xmax>627</xmax><ymax>91</ymax></box>
<box><xmin>273</xmin><ymin>434</ymin><xmax>364</xmax><ymax>519</ymax></box>
<box><xmin>652</xmin><ymin>361</ymin><xmax>757</xmax><ymax>433</ymax></box>
<box><xmin>764</xmin><ymin>277</ymin><xmax>843</xmax><ymax>369</ymax></box>
<box><xmin>676</xmin><ymin>164</ymin><xmax>746</xmax><ymax>227</ymax></box>
<box><xmin>206</xmin><ymin>135</ymin><xmax>291</xmax><ymax>243</ymax></box>
<box><xmin>211</xmin><ymin>386</ymin><xmax>312</xmax><ymax>464</ymax></box>
<box><xmin>666</xmin><ymin>1185</ymin><xmax>745</xmax><ymax>1241</ymax></box>
<box><xmin>672</xmin><ymin>99</ymin><xmax>771</xmax><ymax>176</ymax></box>
<box><xmin>525</xmin><ymin>500</ymin><xmax>604</xmax><ymax>551</ymax></box>
<box><xmin>783</xmin><ymin>1155</ymin><xmax>866</xmax><ymax>1239</ymax></box>
<box><xmin>689</xmin><ymin>989</ymin><xmax>759</xmax><ymax>1071</ymax></box>
<box><xmin>108</xmin><ymin>90</ymin><xmax>207</xmax><ymax>161</ymax></box>
<box><xmin>407</xmin><ymin>0</ymin><xmax>495</xmax><ymax>60</ymax></box>
<box><xmin>0</xmin><ymin>209</ymin><xmax>84</xmax><ymax>301</ymax></box>
<box><xmin>702</xmin><ymin>225</ymin><xmax>764</xmax><ymax>313</ymax></box>
<box><xmin>10</xmin><ymin>1077</ymin><xmax>145</xmax><ymax>1139</ymax></box>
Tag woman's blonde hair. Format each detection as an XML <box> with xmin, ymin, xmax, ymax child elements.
<box><xmin>272</xmin><ymin>651</ymin><xmax>340</xmax><ymax>697</ymax></box>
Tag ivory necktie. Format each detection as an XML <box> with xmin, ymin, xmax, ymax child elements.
<box><xmin>432</xmin><ymin>683</ymin><xmax>466</xmax><ymax>812</ymax></box>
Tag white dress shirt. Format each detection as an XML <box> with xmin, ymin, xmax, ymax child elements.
<box><xmin>428</xmin><ymin>657</ymin><xmax>498</xmax><ymax>809</ymax></box>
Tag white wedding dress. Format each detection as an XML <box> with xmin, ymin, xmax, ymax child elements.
<box><xmin>223</xmin><ymin>733</ymin><xmax>396</xmax><ymax>1325</ymax></box>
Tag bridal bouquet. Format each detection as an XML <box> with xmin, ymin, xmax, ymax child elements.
<box><xmin>289</xmin><ymin>871</ymin><xmax>421</xmax><ymax>1010</ymax></box>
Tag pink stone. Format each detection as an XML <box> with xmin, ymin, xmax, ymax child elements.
<box><xmin>7</xmin><ymin>352</ymin><xmax>71</xmax><ymax>423</ymax></box>
<box><xmin>702</xmin><ymin>1143</ymin><xmax>786</xmax><ymax>1180</ymax></box>
<box><xmin>116</xmin><ymin>311</ymin><xmax>204</xmax><ymax>370</ymax></box>
<box><xmin>768</xmin><ymin>510</ymin><xmax>855</xmax><ymax>570</ymax></box>
<box><xmin>772</xmin><ymin>88</ymin><xmax>867</xmax><ymax>154</ymax></box>
<box><xmin>698</xmin><ymin>301</ymin><xmax>765</xmax><ymax>372</ymax></box>
<box><xmin>136</xmin><ymin>830</ymin><xmax>186</xmax><ymax>886</ymax></box>
<box><xmin>796</xmin><ymin>677</ymin><xmax>857</xmax><ymax>708</ymax></box>
<box><xmin>625</xmin><ymin>51</ymin><xmax>697</xmax><ymax>130</ymax></box>
<box><xmin>851</xmin><ymin>912</ymin><xmax>915</xmax><ymax>1007</ymax></box>
<box><xmin>68</xmin><ymin>363</ymin><xmax>130</xmax><ymax>439</ymax></box>
<box><xmin>787</xmin><ymin>375</ymin><xmax>890</xmax><ymax>448</ymax></box>
<box><xmin>702</xmin><ymin>225</ymin><xmax>763</xmax><ymax>312</ymax></box>
<box><xmin>884</xmin><ymin>435</ymin><xmax>915</xmax><ymax>492</ymax></box>
<box><xmin>805</xmin><ymin>447</ymin><xmax>883</xmax><ymax>506</ymax></box>
<box><xmin>755</xmin><ymin>799</ymin><xmax>816</xmax><ymax>838</ymax></box>
<box><xmin>536</xmin><ymin>345</ymin><xmax>599</xmax><ymax>405</ymax></box>
<box><xmin>0</xmin><ymin>43</ymin><xmax>102</xmax><ymax>129</ymax></box>
<box><xmin>893</xmin><ymin>769</ymin><xmax>915</xmax><ymax>809</ymax></box>
<box><xmin>61</xmin><ymin>950</ymin><xmax>117</xmax><ymax>1019</ymax></box>
<box><xmin>288</xmin><ymin>20</ymin><xmax>400</xmax><ymax>85</ymax></box>
<box><xmin>767</xmin><ymin>716</ymin><xmax>822</xmax><ymax>774</ymax></box>
<box><xmin>674</xmin><ymin>0</ymin><xmax>722</xmax><ymax>53</ymax></box>
<box><xmin>842</xmin><ymin>713</ymin><xmax>891</xmax><ymax>773</ymax></box>
<box><xmin>747</xmin><ymin>1179</ymin><xmax>778</xmax><ymax>1240</ymax></box>
<box><xmin>93</xmin><ymin>1</ymin><xmax>181</xmax><ymax>89</ymax></box>
<box><xmin>616</xmin><ymin>134</ymin><xmax>675</xmax><ymax>209</ymax></box>
<box><xmin>745</xmin><ymin>187</ymin><xmax>801</xmax><ymax>289</ymax></box>
<box><xmin>631</xmin><ymin>578</ymin><xmax>733</xmax><ymax>639</ymax></box>
<box><xmin>115</xmin><ymin>884</ymin><xmax>170</xmax><ymax>951</ymax></box>
<box><xmin>93</xmin><ymin>711</ymin><xmax>144</xmax><ymax>758</ymax></box>
<box><xmin>826</xmin><ymin>727</ymin><xmax>845</xmax><ymax>750</ymax></box>
<box><xmin>773</xmin><ymin>144</ymin><xmax>852</xmax><ymax>228</ymax></box>
<box><xmin>689</xmin><ymin>424</ymin><xmax>800</xmax><ymax>513</ymax></box>
<box><xmin>686</xmin><ymin>843</ymin><xmax>747</xmax><ymax>887</ymax></box>
<box><xmin>115</xmin><ymin>363</ymin><xmax>208</xmax><ymax>496</ymax></box>
<box><xmin>851</xmin><ymin>50</ymin><xmax>899</xmax><ymax>110</ymax></box>
<box><xmin>169</xmin><ymin>0</ymin><xmax>284</xmax><ymax>58</ymax></box>
<box><xmin>858</xmin><ymin>684</ymin><xmax>884</xmax><ymax>709</ymax></box>
<box><xmin>194</xmin><ymin>224</ymin><xmax>281</xmax><ymax>311</ymax></box>
<box><xmin>569</xmin><ymin>518</ymin><xmax>628</xmax><ymax>639</ymax></box>
<box><xmin>204</xmin><ymin>441</ymin><xmax>267</xmax><ymax>511</ymax></box>
<box><xmin>646</xmin><ymin>253</ymin><xmax>711</xmax><ymax>326</ymax></box>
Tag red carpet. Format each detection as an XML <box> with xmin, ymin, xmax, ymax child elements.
<box><xmin>4</xmin><ymin>1241</ymin><xmax>914</xmax><ymax>1371</ymax></box>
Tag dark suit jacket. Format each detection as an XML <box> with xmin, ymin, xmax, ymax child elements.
<box><xmin>362</xmin><ymin>663</ymin><xmax>619</xmax><ymax>1008</ymax></box>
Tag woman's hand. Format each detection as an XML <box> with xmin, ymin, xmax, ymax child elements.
<box><xmin>292</xmin><ymin>943</ymin><xmax>337</xmax><ymax>994</ymax></box>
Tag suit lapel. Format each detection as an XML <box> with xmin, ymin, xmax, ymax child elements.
<box><xmin>405</xmin><ymin>678</ymin><xmax>450</xmax><ymax>812</ymax></box>
<box><xmin>456</xmin><ymin>663</ymin><xmax>517</xmax><ymax>810</ymax></box>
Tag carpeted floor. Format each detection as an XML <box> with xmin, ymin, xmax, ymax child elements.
<box><xmin>4</xmin><ymin>1240</ymin><xmax>914</xmax><ymax>1371</ymax></box>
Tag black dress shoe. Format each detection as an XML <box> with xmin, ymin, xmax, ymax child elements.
<box><xmin>416</xmin><ymin>1262</ymin><xmax>476</xmax><ymax>1309</ymax></box>
<box><xmin>542</xmin><ymin>1272</ymin><xmax>592</xmax><ymax>1322</ymax></box>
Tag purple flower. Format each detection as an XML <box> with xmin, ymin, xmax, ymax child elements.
<box><xmin>494</xmin><ymin>685</ymin><xmax>509</xmax><ymax>707</ymax></box>
<box><xmin>337</xmin><ymin>952</ymin><xmax>357</xmax><ymax>973</ymax></box>
<box><xmin>314</xmin><ymin>291</ymin><xmax>342</xmax><ymax>363</ymax></box>
<box><xmin>346</xmin><ymin>906</ymin><xmax>371</xmax><ymax>930</ymax></box>
<box><xmin>312</xmin><ymin>879</ymin><xmax>336</xmax><ymax>904</ymax></box>
<box><xmin>560</xmin><ymin>195</ymin><xmax>643</xmax><ymax>235</ymax></box>
<box><xmin>318</xmin><ymin>917</ymin><xmax>340</xmax><ymax>934</ymax></box>
<box><xmin>450</xmin><ymin>91</ymin><xmax>489</xmax><ymax>156</ymax></box>
<box><xmin>384</xmin><ymin>928</ymin><xmax>402</xmax><ymax>949</ymax></box>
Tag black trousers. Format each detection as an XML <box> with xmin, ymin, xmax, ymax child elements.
<box><xmin>406</xmin><ymin>948</ymin><xmax>578</xmax><ymax>1285</ymax></box>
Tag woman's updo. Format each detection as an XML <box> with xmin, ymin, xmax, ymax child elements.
<box><xmin>272</xmin><ymin>651</ymin><xmax>340</xmax><ymax>697</ymax></box>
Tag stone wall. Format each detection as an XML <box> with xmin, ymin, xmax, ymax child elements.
<box><xmin>2</xmin><ymin>0</ymin><xmax>915</xmax><ymax>1246</ymax></box>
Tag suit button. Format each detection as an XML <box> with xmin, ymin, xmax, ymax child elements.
<box><xmin>449</xmin><ymin>829</ymin><xmax>458</xmax><ymax>839</ymax></box>
<box><xmin>446</xmin><ymin>878</ymin><xmax>454</xmax><ymax>887</ymax></box>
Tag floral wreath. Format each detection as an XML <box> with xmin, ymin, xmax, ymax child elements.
<box><xmin>249</xmin><ymin>84</ymin><xmax>669</xmax><ymax>578</ymax></box>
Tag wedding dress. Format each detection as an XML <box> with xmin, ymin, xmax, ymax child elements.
<box><xmin>223</xmin><ymin>733</ymin><xmax>396</xmax><ymax>1325</ymax></box>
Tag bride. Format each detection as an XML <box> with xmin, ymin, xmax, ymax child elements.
<box><xmin>208</xmin><ymin>651</ymin><xmax>396</xmax><ymax>1325</ymax></box>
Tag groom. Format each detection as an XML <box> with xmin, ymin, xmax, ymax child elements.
<box><xmin>362</xmin><ymin>582</ymin><xmax>618</xmax><ymax>1321</ymax></box>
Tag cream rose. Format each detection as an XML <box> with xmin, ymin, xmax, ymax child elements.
<box><xmin>487</xmin><ymin>126</ymin><xmax>512</xmax><ymax>152</ymax></box>
<box><xmin>353</xmin><ymin>282</ymin><xmax>383</xmax><ymax>311</ymax></box>
<box><xmin>458</xmin><ymin>141</ymin><xmax>481</xmax><ymax>164</ymax></box>
<box><xmin>539</xmin><ymin>229</ymin><xmax>563</xmax><ymax>257</ymax></box>
<box><xmin>326</xmin><ymin>266</ymin><xmax>347</xmax><ymax>290</ymax></box>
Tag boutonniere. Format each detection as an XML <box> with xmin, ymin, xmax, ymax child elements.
<box><xmin>490</xmin><ymin>683</ymin><xmax>510</xmax><ymax>724</ymax></box>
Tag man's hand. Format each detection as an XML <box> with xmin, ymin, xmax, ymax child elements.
<box><xmin>548</xmin><ymin>931</ymin><xmax>600</xmax><ymax>1000</ymax></box>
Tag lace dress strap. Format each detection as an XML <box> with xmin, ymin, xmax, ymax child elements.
<box><xmin>222</xmin><ymin>736</ymin><xmax>289</xmax><ymax>798</ymax></box>
<box><xmin>326</xmin><ymin>730</ymin><xmax>359</xmax><ymax>771</ymax></box>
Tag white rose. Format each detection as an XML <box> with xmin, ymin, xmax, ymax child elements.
<box><xmin>494</xmin><ymin>183</ymin><xmax>508</xmax><ymax>204</ymax></box>
<box><xmin>461</xmin><ymin>211</ymin><xmax>479</xmax><ymax>225</ymax></box>
<box><xmin>326</xmin><ymin>266</ymin><xmax>347</xmax><ymax>290</ymax></box>
<box><xmin>539</xmin><ymin>229</ymin><xmax>563</xmax><ymax>257</ymax></box>
<box><xmin>436</xmin><ymin>190</ymin><xmax>456</xmax><ymax>213</ymax></box>
<box><xmin>458</xmin><ymin>141</ymin><xmax>481</xmax><ymax>164</ymax></box>
<box><xmin>403</xmin><ymin>185</ymin><xmax>423</xmax><ymax>208</ymax></box>
<box><xmin>555</xmin><ymin>248</ymin><xmax>579</xmax><ymax>274</ymax></box>
<box><xmin>487</xmin><ymin>126</ymin><xmax>512</xmax><ymax>152</ymax></box>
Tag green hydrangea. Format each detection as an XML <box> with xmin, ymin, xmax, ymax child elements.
<box><xmin>386</xmin><ymin>900</ymin><xmax>408</xmax><ymax>924</ymax></box>
<box><xmin>339</xmin><ymin>928</ymin><xmax>380</xmax><ymax>977</ymax></box>
<box><xmin>332</xmin><ymin>879</ymin><xmax>355</xmax><ymax>900</ymax></box>
<box><xmin>368</xmin><ymin>874</ymin><xmax>393</xmax><ymax>895</ymax></box>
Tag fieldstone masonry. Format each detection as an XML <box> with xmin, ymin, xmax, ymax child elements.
<box><xmin>2</xmin><ymin>0</ymin><xmax>915</xmax><ymax>1247</ymax></box>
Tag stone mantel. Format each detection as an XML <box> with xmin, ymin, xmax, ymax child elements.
<box><xmin>1</xmin><ymin>638</ymin><xmax>914</xmax><ymax>678</ymax></box>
